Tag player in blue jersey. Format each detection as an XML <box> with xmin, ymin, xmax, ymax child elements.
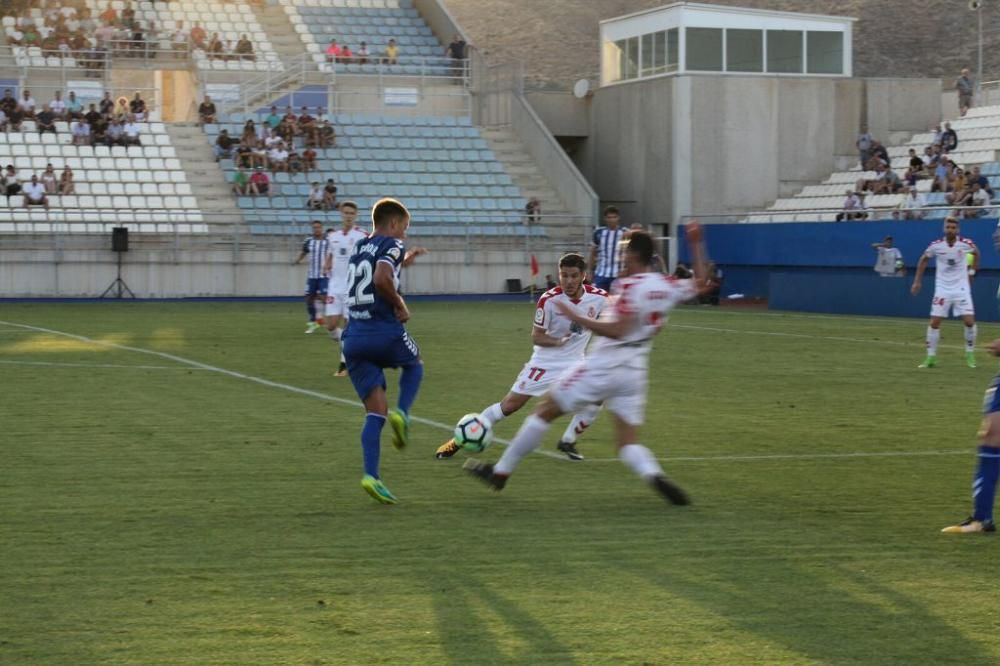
<box><xmin>294</xmin><ymin>220</ymin><xmax>330</xmax><ymax>334</ymax></box>
<box><xmin>341</xmin><ymin>198</ymin><xmax>428</xmax><ymax>504</ymax></box>
<box><xmin>942</xmin><ymin>339</ymin><xmax>1000</xmax><ymax>534</ymax></box>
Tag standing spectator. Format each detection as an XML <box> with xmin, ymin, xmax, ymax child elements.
<box><xmin>306</xmin><ymin>181</ymin><xmax>326</xmax><ymax>210</ymax></box>
<box><xmin>249</xmin><ymin>166</ymin><xmax>271</xmax><ymax>196</ymax></box>
<box><xmin>40</xmin><ymin>163</ymin><xmax>58</xmax><ymax>194</ymax></box>
<box><xmin>214</xmin><ymin>129</ymin><xmax>235</xmax><ymax>161</ymax></box>
<box><xmin>122</xmin><ymin>115</ymin><xmax>141</xmax><ymax>145</ymax></box>
<box><xmin>525</xmin><ymin>197</ymin><xmax>541</xmax><ymax>224</ymax></box>
<box><xmin>231</xmin><ymin>166</ymin><xmax>250</xmax><ymax>195</ymax></box>
<box><xmin>384</xmin><ymin>38</ymin><xmax>399</xmax><ymax>65</ymax></box>
<box><xmin>48</xmin><ymin>91</ymin><xmax>66</xmax><ymax>119</ymax></box>
<box><xmin>356</xmin><ymin>41</ymin><xmax>369</xmax><ymax>65</ymax></box>
<box><xmin>35</xmin><ymin>106</ymin><xmax>56</xmax><ymax>134</ymax></box>
<box><xmin>942</xmin><ymin>122</ymin><xmax>958</xmax><ymax>153</ymax></box>
<box><xmin>589</xmin><ymin>206</ymin><xmax>625</xmax><ymax>291</ymax></box>
<box><xmin>18</xmin><ymin>90</ymin><xmax>36</xmax><ymax>118</ymax></box>
<box><xmin>445</xmin><ymin>33</ymin><xmax>467</xmax><ymax>78</ymax></box>
<box><xmin>65</xmin><ymin>91</ymin><xmax>83</xmax><ymax>120</ymax></box>
<box><xmin>325</xmin><ymin>39</ymin><xmax>341</xmax><ymax>63</ymax></box>
<box><xmin>129</xmin><ymin>93</ymin><xmax>146</xmax><ymax>120</ymax></box>
<box><xmin>956</xmin><ymin>68</ymin><xmax>974</xmax><ymax>117</ymax></box>
<box><xmin>59</xmin><ymin>166</ymin><xmax>75</xmax><ymax>194</ymax></box>
<box><xmin>198</xmin><ymin>96</ymin><xmax>217</xmax><ymax>125</ymax></box>
<box><xmin>856</xmin><ymin>124</ymin><xmax>873</xmax><ymax>167</ymax></box>
<box><xmin>896</xmin><ymin>187</ymin><xmax>926</xmax><ymax>220</ymax></box>
<box><xmin>23</xmin><ymin>174</ymin><xmax>48</xmax><ymax>209</ymax></box>
<box><xmin>872</xmin><ymin>237</ymin><xmax>904</xmax><ymax>278</ymax></box>
<box><xmin>323</xmin><ymin>178</ymin><xmax>338</xmax><ymax>209</ymax></box>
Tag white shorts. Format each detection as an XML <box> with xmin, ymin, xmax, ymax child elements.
<box><xmin>509</xmin><ymin>361</ymin><xmax>573</xmax><ymax>397</ymax></box>
<box><xmin>550</xmin><ymin>359</ymin><xmax>647</xmax><ymax>426</ymax></box>
<box><xmin>931</xmin><ymin>290</ymin><xmax>974</xmax><ymax>318</ymax></box>
<box><xmin>324</xmin><ymin>291</ymin><xmax>349</xmax><ymax>317</ymax></box>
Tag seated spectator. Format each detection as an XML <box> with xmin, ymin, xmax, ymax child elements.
<box><xmin>214</xmin><ymin>129</ymin><xmax>235</xmax><ymax>161</ymax></box>
<box><xmin>287</xmin><ymin>149</ymin><xmax>304</xmax><ymax>174</ymax></box>
<box><xmin>863</xmin><ymin>140</ymin><xmax>888</xmax><ymax>171</ymax></box>
<box><xmin>2</xmin><ymin>164</ymin><xmax>20</xmax><ymax>196</ymax></box>
<box><xmin>18</xmin><ymin>90</ymin><xmax>36</xmax><ymax>119</ymax></box>
<box><xmin>65</xmin><ymin>91</ymin><xmax>83</xmax><ymax>120</ymax></box>
<box><xmin>36</xmin><ymin>107</ymin><xmax>56</xmax><ymax>134</ymax></box>
<box><xmin>317</xmin><ymin>119</ymin><xmax>336</xmax><ymax>148</ymax></box>
<box><xmin>241</xmin><ymin>119</ymin><xmax>258</xmax><ymax>143</ymax></box>
<box><xmin>525</xmin><ymin>197</ymin><xmax>541</xmax><ymax>224</ymax></box>
<box><xmin>356</xmin><ymin>41</ymin><xmax>369</xmax><ymax>65</ymax></box>
<box><xmin>172</xmin><ymin>21</ymin><xmax>189</xmax><ymax>53</ymax></box>
<box><xmin>198</xmin><ymin>96</ymin><xmax>217</xmax><ymax>125</ymax></box>
<box><xmin>895</xmin><ymin>187</ymin><xmax>926</xmax><ymax>220</ymax></box>
<box><xmin>250</xmin><ymin>137</ymin><xmax>268</xmax><ymax>169</ymax></box>
<box><xmin>0</xmin><ymin>108</ymin><xmax>6</xmax><ymax>132</ymax></box>
<box><xmin>123</xmin><ymin>115</ymin><xmax>141</xmax><ymax>145</ymax></box>
<box><xmin>302</xmin><ymin>147</ymin><xmax>317</xmax><ymax>173</ymax></box>
<box><xmin>942</xmin><ymin>122</ymin><xmax>958</xmax><ymax>153</ymax></box>
<box><xmin>970</xmin><ymin>165</ymin><xmax>994</xmax><ymax>197</ymax></box>
<box><xmin>306</xmin><ymin>181</ymin><xmax>326</xmax><ymax>209</ymax></box>
<box><xmin>235</xmin><ymin>141</ymin><xmax>254</xmax><ymax>169</ymax></box>
<box><xmin>384</xmin><ymin>38</ymin><xmax>399</xmax><ymax>65</ymax></box>
<box><xmin>267</xmin><ymin>142</ymin><xmax>289</xmax><ymax>172</ymax></box>
<box><xmin>71</xmin><ymin>120</ymin><xmax>91</xmax><ymax>145</ymax></box>
<box><xmin>99</xmin><ymin>92</ymin><xmax>115</xmax><ymax>117</ymax></box>
<box><xmin>99</xmin><ymin>2</ymin><xmax>117</xmax><ymax>24</ymax></box>
<box><xmin>262</xmin><ymin>106</ymin><xmax>279</xmax><ymax>130</ymax></box>
<box><xmin>323</xmin><ymin>178</ymin><xmax>338</xmax><ymax>208</ymax></box>
<box><xmin>190</xmin><ymin>22</ymin><xmax>206</xmax><ymax>49</ymax></box>
<box><xmin>701</xmin><ymin>263</ymin><xmax>723</xmax><ymax>306</ymax></box>
<box><xmin>91</xmin><ymin>115</ymin><xmax>108</xmax><ymax>144</ymax></box>
<box><xmin>282</xmin><ymin>105</ymin><xmax>297</xmax><ymax>128</ymax></box>
<box><xmin>873</xmin><ymin>167</ymin><xmax>902</xmax><ymax>195</ymax></box>
<box><xmin>948</xmin><ymin>168</ymin><xmax>968</xmax><ymax>196</ymax></box>
<box><xmin>969</xmin><ymin>182</ymin><xmax>991</xmax><ymax>217</ymax></box>
<box><xmin>207</xmin><ymin>33</ymin><xmax>223</xmax><ymax>59</ymax></box>
<box><xmin>231</xmin><ymin>166</ymin><xmax>250</xmax><ymax>195</ymax></box>
<box><xmin>931</xmin><ymin>157</ymin><xmax>954</xmax><ymax>193</ymax></box>
<box><xmin>40</xmin><ymin>163</ymin><xmax>58</xmax><ymax>194</ymax></box>
<box><xmin>235</xmin><ymin>34</ymin><xmax>254</xmax><ymax>60</ymax></box>
<box><xmin>338</xmin><ymin>44</ymin><xmax>353</xmax><ymax>64</ymax></box>
<box><xmin>84</xmin><ymin>103</ymin><xmax>101</xmax><ymax>126</ymax></box>
<box><xmin>0</xmin><ymin>89</ymin><xmax>17</xmax><ymax>117</ymax></box>
<box><xmin>106</xmin><ymin>119</ymin><xmax>124</xmax><ymax>146</ymax></box>
<box><xmin>114</xmin><ymin>96</ymin><xmax>129</xmax><ymax>118</ymax></box>
<box><xmin>835</xmin><ymin>189</ymin><xmax>865</xmax><ymax>221</ymax></box>
<box><xmin>325</xmin><ymin>39</ymin><xmax>341</xmax><ymax>63</ymax></box>
<box><xmin>122</xmin><ymin>1</ymin><xmax>136</xmax><ymax>29</ymax></box>
<box><xmin>59</xmin><ymin>166</ymin><xmax>75</xmax><ymax>194</ymax></box>
<box><xmin>23</xmin><ymin>174</ymin><xmax>48</xmax><ymax>209</ymax></box>
<box><xmin>248</xmin><ymin>166</ymin><xmax>270</xmax><ymax>196</ymax></box>
<box><xmin>130</xmin><ymin>93</ymin><xmax>146</xmax><ymax>121</ymax></box>
<box><xmin>276</xmin><ymin>117</ymin><xmax>295</xmax><ymax>144</ymax></box>
<box><xmin>48</xmin><ymin>91</ymin><xmax>66</xmax><ymax>119</ymax></box>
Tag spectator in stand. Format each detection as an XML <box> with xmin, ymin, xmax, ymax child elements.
<box><xmin>235</xmin><ymin>34</ymin><xmax>254</xmax><ymax>60</ymax></box>
<box><xmin>71</xmin><ymin>119</ymin><xmax>90</xmax><ymax>145</ymax></box>
<box><xmin>210</xmin><ymin>128</ymin><xmax>233</xmax><ymax>160</ymax></box>
<box><xmin>172</xmin><ymin>21</ymin><xmax>189</xmax><ymax>53</ymax></box>
<box><xmin>905</xmin><ymin>148</ymin><xmax>927</xmax><ymax>185</ymax></box>
<box><xmin>5</xmin><ymin>103</ymin><xmax>21</xmax><ymax>130</ymax></box>
<box><xmin>287</xmin><ymin>148</ymin><xmax>304</xmax><ymax>175</ymax></box>
<box><xmin>59</xmin><ymin>166</ymin><xmax>75</xmax><ymax>194</ymax></box>
<box><xmin>356</xmin><ymin>41</ymin><xmax>369</xmax><ymax>65</ymax></box>
<box><xmin>18</xmin><ymin>90</ymin><xmax>36</xmax><ymax>119</ymax></box>
<box><xmin>121</xmin><ymin>1</ymin><xmax>136</xmax><ymax>29</ymax></box>
<box><xmin>856</xmin><ymin>124</ymin><xmax>873</xmax><ymax>167</ymax></box>
<box><xmin>48</xmin><ymin>91</ymin><xmax>66</xmax><ymax>119</ymax></box>
<box><xmin>302</xmin><ymin>146</ymin><xmax>317</xmax><ymax>173</ymax></box>
<box><xmin>957</xmin><ymin>68</ymin><xmax>974</xmax><ymax>117</ymax></box>
<box><xmin>873</xmin><ymin>166</ymin><xmax>902</xmax><ymax>195</ymax></box>
<box><xmin>249</xmin><ymin>166</ymin><xmax>270</xmax><ymax>196</ymax></box>
<box><xmin>263</xmin><ymin>106</ymin><xmax>281</xmax><ymax>130</ymax></box>
<box><xmin>241</xmin><ymin>119</ymin><xmax>258</xmax><ymax>143</ymax></box>
<box><xmin>91</xmin><ymin>114</ymin><xmax>108</xmax><ymax>144</ymax></box>
<box><xmin>970</xmin><ymin>165</ymin><xmax>994</xmax><ymax>197</ymax></box>
<box><xmin>323</xmin><ymin>178</ymin><xmax>338</xmax><ymax>209</ymax></box>
<box><xmin>231</xmin><ymin>166</ymin><xmax>250</xmax><ymax>195</ymax></box>
<box><xmin>525</xmin><ymin>196</ymin><xmax>541</xmax><ymax>224</ymax></box>
<box><xmin>276</xmin><ymin>116</ymin><xmax>295</xmax><ymax>144</ymax></box>
<box><xmin>250</xmin><ymin>136</ymin><xmax>268</xmax><ymax>169</ymax></box>
<box><xmin>106</xmin><ymin>118</ymin><xmax>124</xmax><ymax>146</ymax></box>
<box><xmin>298</xmin><ymin>106</ymin><xmax>316</xmax><ymax>141</ymax></box>
<box><xmin>2</xmin><ymin>164</ymin><xmax>21</xmax><ymax>196</ymax></box>
<box><xmin>338</xmin><ymin>43</ymin><xmax>353</xmax><ymax>64</ymax></box>
<box><xmin>445</xmin><ymin>33</ymin><xmax>467</xmax><ymax>78</ymax></box>
<box><xmin>969</xmin><ymin>183</ymin><xmax>991</xmax><ymax>217</ymax></box>
<box><xmin>0</xmin><ymin>89</ymin><xmax>16</xmax><ymax>117</ymax></box>
<box><xmin>35</xmin><ymin>106</ymin><xmax>56</xmax><ymax>134</ymax></box>
<box><xmin>866</xmin><ymin>140</ymin><xmax>889</xmax><ymax>171</ymax></box>
<box><xmin>281</xmin><ymin>105</ymin><xmax>297</xmax><ymax>129</ymax></box>
<box><xmin>99</xmin><ymin>2</ymin><xmax>117</xmax><ymax>24</ymax></box>
<box><xmin>949</xmin><ymin>167</ymin><xmax>968</xmax><ymax>200</ymax></box>
<box><xmin>267</xmin><ymin>141</ymin><xmax>289</xmax><ymax>172</ymax></box>
<box><xmin>896</xmin><ymin>187</ymin><xmax>926</xmax><ymax>220</ymax></box>
<box><xmin>65</xmin><ymin>91</ymin><xmax>82</xmax><ymax>120</ymax></box>
<box><xmin>23</xmin><ymin>174</ymin><xmax>48</xmax><ymax>209</ymax></box>
<box><xmin>130</xmin><ymin>92</ymin><xmax>146</xmax><ymax>120</ymax></box>
<box><xmin>384</xmin><ymin>38</ymin><xmax>399</xmax><ymax>65</ymax></box>
<box><xmin>198</xmin><ymin>96</ymin><xmax>216</xmax><ymax>125</ymax></box>
<box><xmin>207</xmin><ymin>33</ymin><xmax>223</xmax><ymax>60</ymax></box>
<box><xmin>190</xmin><ymin>22</ymin><xmax>206</xmax><ymax>49</ymax></box>
<box><xmin>122</xmin><ymin>115</ymin><xmax>141</xmax><ymax>145</ymax></box>
<box><xmin>317</xmin><ymin>119</ymin><xmax>335</xmax><ymax>148</ymax></box>
<box><xmin>325</xmin><ymin>39</ymin><xmax>341</xmax><ymax>63</ymax></box>
<box><xmin>0</xmin><ymin>108</ymin><xmax>6</xmax><ymax>132</ymax></box>
<box><xmin>942</xmin><ymin>122</ymin><xmax>958</xmax><ymax>153</ymax></box>
<box><xmin>701</xmin><ymin>262</ymin><xmax>723</xmax><ymax>306</ymax></box>
<box><xmin>836</xmin><ymin>189</ymin><xmax>864</xmax><ymax>221</ymax></box>
<box><xmin>306</xmin><ymin>181</ymin><xmax>326</xmax><ymax>210</ymax></box>
<box><xmin>40</xmin><ymin>163</ymin><xmax>57</xmax><ymax>194</ymax></box>
<box><xmin>84</xmin><ymin>103</ymin><xmax>101</xmax><ymax>126</ymax></box>
<box><xmin>99</xmin><ymin>91</ymin><xmax>114</xmax><ymax>117</ymax></box>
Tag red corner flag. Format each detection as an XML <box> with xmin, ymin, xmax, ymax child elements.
<box><xmin>530</xmin><ymin>254</ymin><xmax>539</xmax><ymax>277</ymax></box>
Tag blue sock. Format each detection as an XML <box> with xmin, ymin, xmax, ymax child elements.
<box><xmin>397</xmin><ymin>362</ymin><xmax>424</xmax><ymax>417</ymax></box>
<box><xmin>972</xmin><ymin>445</ymin><xmax>1000</xmax><ymax>522</ymax></box>
<box><xmin>307</xmin><ymin>301</ymin><xmax>316</xmax><ymax>322</ymax></box>
<box><xmin>362</xmin><ymin>413</ymin><xmax>386</xmax><ymax>478</ymax></box>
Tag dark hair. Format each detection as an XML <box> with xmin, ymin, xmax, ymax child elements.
<box><xmin>626</xmin><ymin>230</ymin><xmax>655</xmax><ymax>265</ymax></box>
<box><xmin>372</xmin><ymin>197</ymin><xmax>410</xmax><ymax>227</ymax></box>
<box><xmin>311</xmin><ymin>220</ymin><xmax>323</xmax><ymax>227</ymax></box>
<box><xmin>339</xmin><ymin>200</ymin><xmax>358</xmax><ymax>212</ymax></box>
<box><xmin>558</xmin><ymin>252</ymin><xmax>587</xmax><ymax>272</ymax></box>
<box><xmin>603</xmin><ymin>206</ymin><xmax>620</xmax><ymax>217</ymax></box>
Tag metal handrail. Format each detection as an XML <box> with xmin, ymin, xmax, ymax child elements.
<box><xmin>679</xmin><ymin>204</ymin><xmax>1000</xmax><ymax>224</ymax></box>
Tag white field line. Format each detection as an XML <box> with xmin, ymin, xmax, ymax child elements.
<box><xmin>586</xmin><ymin>449</ymin><xmax>972</xmax><ymax>463</ymax></box>
<box><xmin>0</xmin><ymin>319</ymin><xmax>563</xmax><ymax>460</ymax></box>
<box><xmin>0</xmin><ymin>359</ymin><xmax>213</xmax><ymax>371</ymax></box>
<box><xmin>669</xmin><ymin>323</ymin><xmax>969</xmax><ymax>352</ymax></box>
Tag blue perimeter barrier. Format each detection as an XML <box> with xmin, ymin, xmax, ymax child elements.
<box><xmin>680</xmin><ymin>218</ymin><xmax>1000</xmax><ymax>320</ymax></box>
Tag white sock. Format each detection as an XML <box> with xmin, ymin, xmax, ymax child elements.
<box><xmin>328</xmin><ymin>326</ymin><xmax>341</xmax><ymax>342</ymax></box>
<box><xmin>495</xmin><ymin>414</ymin><xmax>550</xmax><ymax>475</ymax></box>
<box><xmin>480</xmin><ymin>402</ymin><xmax>507</xmax><ymax>426</ymax></box>
<box><xmin>966</xmin><ymin>324</ymin><xmax>978</xmax><ymax>353</ymax></box>
<box><xmin>340</xmin><ymin>351</ymin><xmax>346</xmax><ymax>364</ymax></box>
<box><xmin>926</xmin><ymin>326</ymin><xmax>940</xmax><ymax>356</ymax></box>
<box><xmin>560</xmin><ymin>403</ymin><xmax>600</xmax><ymax>444</ymax></box>
<box><xmin>618</xmin><ymin>443</ymin><xmax>664</xmax><ymax>481</ymax></box>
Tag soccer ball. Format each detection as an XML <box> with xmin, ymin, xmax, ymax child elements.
<box><xmin>454</xmin><ymin>413</ymin><xmax>493</xmax><ymax>452</ymax></box>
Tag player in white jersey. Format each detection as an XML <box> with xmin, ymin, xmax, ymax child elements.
<box><xmin>464</xmin><ymin>226</ymin><xmax>709</xmax><ymax>505</ymax></box>
<box><xmin>323</xmin><ymin>201</ymin><xmax>369</xmax><ymax>376</ymax></box>
<box><xmin>910</xmin><ymin>216</ymin><xmax>980</xmax><ymax>368</ymax></box>
<box><xmin>436</xmin><ymin>253</ymin><xmax>610</xmax><ymax>461</ymax></box>
<box><xmin>293</xmin><ymin>220</ymin><xmax>330</xmax><ymax>334</ymax></box>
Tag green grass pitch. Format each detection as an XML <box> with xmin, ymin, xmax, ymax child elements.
<box><xmin>3</xmin><ymin>300</ymin><xmax>1000</xmax><ymax>664</ymax></box>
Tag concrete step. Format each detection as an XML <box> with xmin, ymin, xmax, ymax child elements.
<box><xmin>166</xmin><ymin>123</ymin><xmax>245</xmax><ymax>222</ymax></box>
<box><xmin>253</xmin><ymin>4</ymin><xmax>305</xmax><ymax>60</ymax></box>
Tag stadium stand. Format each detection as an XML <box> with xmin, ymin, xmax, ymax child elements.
<box><xmin>756</xmin><ymin>104</ymin><xmax>1000</xmax><ymax>222</ymax></box>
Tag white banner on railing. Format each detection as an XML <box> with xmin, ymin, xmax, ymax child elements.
<box><xmin>384</xmin><ymin>87</ymin><xmax>418</xmax><ymax>106</ymax></box>
<box><xmin>206</xmin><ymin>84</ymin><xmax>242</xmax><ymax>103</ymax></box>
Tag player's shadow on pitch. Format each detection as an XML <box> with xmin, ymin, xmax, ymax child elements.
<box><xmin>426</xmin><ymin>569</ymin><xmax>578</xmax><ymax>665</ymax></box>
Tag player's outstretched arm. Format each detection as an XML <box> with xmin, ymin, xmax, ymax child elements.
<box><xmin>911</xmin><ymin>255</ymin><xmax>929</xmax><ymax>295</ymax></box>
<box><xmin>554</xmin><ymin>300</ymin><xmax>636</xmax><ymax>340</ymax></box>
<box><xmin>374</xmin><ymin>261</ymin><xmax>410</xmax><ymax>323</ymax></box>
<box><xmin>686</xmin><ymin>222</ymin><xmax>712</xmax><ymax>295</ymax></box>
<box><xmin>402</xmin><ymin>247</ymin><xmax>428</xmax><ymax>267</ymax></box>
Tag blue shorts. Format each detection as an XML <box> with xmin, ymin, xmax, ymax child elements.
<box><xmin>342</xmin><ymin>328</ymin><xmax>421</xmax><ymax>400</ymax></box>
<box><xmin>984</xmin><ymin>374</ymin><xmax>1000</xmax><ymax>415</ymax></box>
<box><xmin>305</xmin><ymin>277</ymin><xmax>329</xmax><ymax>296</ymax></box>
<box><xmin>593</xmin><ymin>276</ymin><xmax>615</xmax><ymax>291</ymax></box>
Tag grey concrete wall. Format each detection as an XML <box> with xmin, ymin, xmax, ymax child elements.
<box><xmin>412</xmin><ymin>0</ymin><xmax>467</xmax><ymax>47</ymax></box>
<box><xmin>865</xmin><ymin>78</ymin><xmax>943</xmax><ymax>144</ymax></box>
<box><xmin>524</xmin><ymin>91</ymin><xmax>590</xmax><ymax>137</ymax></box>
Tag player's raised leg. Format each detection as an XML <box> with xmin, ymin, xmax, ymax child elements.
<box><xmin>436</xmin><ymin>391</ymin><xmax>530</xmax><ymax>459</ymax></box>
<box><xmin>389</xmin><ymin>336</ymin><xmax>424</xmax><ymax>451</ymax></box>
<box><xmin>611</xmin><ymin>409</ymin><xmax>689</xmax><ymax>506</ymax></box>
<box><xmin>556</xmin><ymin>403</ymin><xmax>602</xmax><ymax>461</ymax></box>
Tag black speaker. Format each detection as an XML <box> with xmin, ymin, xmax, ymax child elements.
<box><xmin>506</xmin><ymin>278</ymin><xmax>522</xmax><ymax>293</ymax></box>
<box><xmin>112</xmin><ymin>226</ymin><xmax>129</xmax><ymax>253</ymax></box>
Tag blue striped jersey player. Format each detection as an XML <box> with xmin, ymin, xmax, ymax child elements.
<box><xmin>590</xmin><ymin>205</ymin><xmax>626</xmax><ymax>291</ymax></box>
<box><xmin>294</xmin><ymin>220</ymin><xmax>330</xmax><ymax>334</ymax></box>
<box><xmin>341</xmin><ymin>198</ymin><xmax>428</xmax><ymax>504</ymax></box>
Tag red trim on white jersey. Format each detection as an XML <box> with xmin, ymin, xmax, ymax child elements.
<box><xmin>583</xmin><ymin>284</ymin><xmax>609</xmax><ymax>297</ymax></box>
<box><xmin>536</xmin><ymin>286</ymin><xmax>564</xmax><ymax>311</ymax></box>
